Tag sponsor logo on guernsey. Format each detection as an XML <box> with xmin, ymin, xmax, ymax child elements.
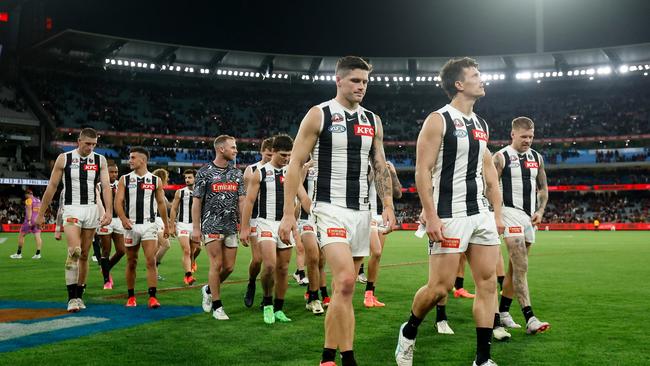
<box><xmin>508</xmin><ymin>226</ymin><xmax>523</xmax><ymax>234</ymax></box>
<box><xmin>331</xmin><ymin>112</ymin><xmax>344</xmax><ymax>123</ymax></box>
<box><xmin>260</xmin><ymin>231</ymin><xmax>273</xmax><ymax>238</ymax></box>
<box><xmin>354</xmin><ymin>124</ymin><xmax>375</xmax><ymax>137</ymax></box>
<box><xmin>472</xmin><ymin>129</ymin><xmax>488</xmax><ymax>142</ymax></box>
<box><xmin>83</xmin><ymin>164</ymin><xmax>98</xmax><ymax>171</ymax></box>
<box><xmin>140</xmin><ymin>183</ymin><xmax>156</xmax><ymax>190</ymax></box>
<box><xmin>453</xmin><ymin>130</ymin><xmax>468</xmax><ymax>138</ymax></box>
<box><xmin>211</xmin><ymin>182</ymin><xmax>238</xmax><ymax>192</ymax></box>
<box><xmin>327</xmin><ymin>228</ymin><xmax>347</xmax><ymax>238</ymax></box>
<box><xmin>441</xmin><ymin>237</ymin><xmax>461</xmax><ymax>249</ymax></box>
<box><xmin>524</xmin><ymin>161</ymin><xmax>539</xmax><ymax>169</ymax></box>
<box><xmin>360</xmin><ymin>113</ymin><xmax>368</xmax><ymax>123</ymax></box>
<box><xmin>510</xmin><ymin>155</ymin><xmax>519</xmax><ymax>162</ymax></box>
<box><xmin>328</xmin><ymin>124</ymin><xmax>347</xmax><ymax>133</ymax></box>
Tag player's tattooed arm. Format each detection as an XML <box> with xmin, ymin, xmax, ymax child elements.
<box><xmin>532</xmin><ymin>155</ymin><xmax>549</xmax><ymax>225</ymax></box>
<box><xmin>371</xmin><ymin>116</ymin><xmax>393</xmax><ymax>210</ymax></box>
<box><xmin>493</xmin><ymin>152</ymin><xmax>505</xmax><ymax>177</ymax></box>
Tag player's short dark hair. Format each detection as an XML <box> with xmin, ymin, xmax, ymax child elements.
<box><xmin>129</xmin><ymin>146</ymin><xmax>150</xmax><ymax>160</ymax></box>
<box><xmin>107</xmin><ymin>162</ymin><xmax>118</xmax><ymax>169</ymax></box>
<box><xmin>440</xmin><ymin>57</ymin><xmax>480</xmax><ymax>100</ymax></box>
<box><xmin>272</xmin><ymin>134</ymin><xmax>293</xmax><ymax>152</ymax></box>
<box><xmin>335</xmin><ymin>56</ymin><xmax>373</xmax><ymax>77</ymax></box>
<box><xmin>79</xmin><ymin>128</ymin><xmax>98</xmax><ymax>139</ymax></box>
<box><xmin>260</xmin><ymin>137</ymin><xmax>274</xmax><ymax>152</ymax></box>
<box><xmin>214</xmin><ymin>135</ymin><xmax>235</xmax><ymax>149</ymax></box>
<box><xmin>183</xmin><ymin>169</ymin><xmax>197</xmax><ymax>177</ymax></box>
<box><xmin>512</xmin><ymin>116</ymin><xmax>535</xmax><ymax>130</ymax></box>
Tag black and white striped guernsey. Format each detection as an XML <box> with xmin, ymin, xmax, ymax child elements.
<box><xmin>97</xmin><ymin>180</ymin><xmax>118</xmax><ymax>218</ymax></box>
<box><xmin>250</xmin><ymin>161</ymin><xmax>263</xmax><ymax>220</ymax></box>
<box><xmin>122</xmin><ymin>171</ymin><xmax>158</xmax><ymax>224</ymax></box>
<box><xmin>177</xmin><ymin>186</ymin><xmax>193</xmax><ymax>224</ymax></box>
<box><xmin>257</xmin><ymin>162</ymin><xmax>286</xmax><ymax>221</ymax></box>
<box><xmin>312</xmin><ymin>99</ymin><xmax>376</xmax><ymax>211</ymax></box>
<box><xmin>300</xmin><ymin>167</ymin><xmax>317</xmax><ymax>220</ymax></box>
<box><xmin>497</xmin><ymin>145</ymin><xmax>541</xmax><ymax>217</ymax></box>
<box><xmin>432</xmin><ymin>104</ymin><xmax>491</xmax><ymax>218</ymax></box>
<box><xmin>63</xmin><ymin>150</ymin><xmax>103</xmax><ymax>206</ymax></box>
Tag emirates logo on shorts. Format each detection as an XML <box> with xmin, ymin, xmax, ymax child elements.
<box><xmin>441</xmin><ymin>237</ymin><xmax>460</xmax><ymax>248</ymax></box>
<box><xmin>260</xmin><ymin>231</ymin><xmax>273</xmax><ymax>238</ymax></box>
<box><xmin>180</xmin><ymin>230</ymin><xmax>189</xmax><ymax>235</ymax></box>
<box><xmin>125</xmin><ymin>238</ymin><xmax>133</xmax><ymax>244</ymax></box>
<box><xmin>66</xmin><ymin>217</ymin><xmax>79</xmax><ymax>223</ymax></box>
<box><xmin>509</xmin><ymin>226</ymin><xmax>523</xmax><ymax>234</ymax></box>
<box><xmin>99</xmin><ymin>228</ymin><xmax>109</xmax><ymax>233</ymax></box>
<box><xmin>327</xmin><ymin>228</ymin><xmax>347</xmax><ymax>238</ymax></box>
<box><xmin>208</xmin><ymin>233</ymin><xmax>223</xmax><ymax>239</ymax></box>
<box><xmin>302</xmin><ymin>225</ymin><xmax>314</xmax><ymax>231</ymax></box>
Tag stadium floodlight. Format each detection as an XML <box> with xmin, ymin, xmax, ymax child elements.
<box><xmin>552</xmin><ymin>71</ymin><xmax>557</xmax><ymax>77</ymax></box>
<box><xmin>130</xmin><ymin>61</ymin><xmax>136</xmax><ymax>67</ymax></box>
<box><xmin>485</xmin><ymin>82</ymin><xmax>490</xmax><ymax>86</ymax></box>
<box><xmin>137</xmin><ymin>62</ymin><xmax>142</xmax><ymax>68</ymax></box>
<box><xmin>645</xmin><ymin>72</ymin><xmax>648</xmax><ymax>76</ymax></box>
<box><xmin>325</xmin><ymin>75</ymin><xmax>331</xmax><ymax>81</ymax></box>
<box><xmin>217</xmin><ymin>69</ymin><xmax>222</xmax><ymax>75</ymax></box>
<box><xmin>619</xmin><ymin>65</ymin><xmax>629</xmax><ymax>73</ymax></box>
<box><xmin>370</xmin><ymin>76</ymin><xmax>375</xmax><ymax>81</ymax></box>
<box><xmin>174</xmin><ymin>66</ymin><xmax>179</xmax><ymax>71</ymax></box>
<box><xmin>586</xmin><ymin>68</ymin><xmax>595</xmax><ymax>75</ymax></box>
<box><xmin>589</xmin><ymin>76</ymin><xmax>594</xmax><ymax>80</ymax></box>
<box><xmin>567</xmin><ymin>71</ymin><xmax>573</xmax><ymax>76</ymax></box>
<box><xmin>415</xmin><ymin>76</ymin><xmax>420</xmax><ymax>82</ymax></box>
<box><xmin>597</xmin><ymin>67</ymin><xmax>611</xmax><ymax>75</ymax></box>
<box><xmin>105</xmin><ymin>58</ymin><xmax>110</xmax><ymax>64</ymax></box>
<box><xmin>536</xmin><ymin>80</ymin><xmax>541</xmax><ymax>84</ymax></box>
<box><xmin>284</xmin><ymin>74</ymin><xmax>289</xmax><ymax>79</ymax></box>
<box><xmin>162</xmin><ymin>65</ymin><xmax>167</xmax><ymax>70</ymax></box>
<box><xmin>398</xmin><ymin>76</ymin><xmax>404</xmax><ymax>82</ymax></box>
<box><xmin>427</xmin><ymin>76</ymin><xmax>433</xmax><ymax>82</ymax></box>
<box><xmin>385</xmin><ymin>83</ymin><xmax>390</xmax><ymax>87</ymax></box>
<box><xmin>435</xmin><ymin>83</ymin><xmax>439</xmax><ymax>87</ymax></box>
<box><xmin>517</xmin><ymin>72</ymin><xmax>531</xmax><ymax>80</ymax></box>
<box><xmin>545</xmin><ymin>72</ymin><xmax>551</xmax><ymax>77</ymax></box>
<box><xmin>117</xmin><ymin>60</ymin><xmax>123</xmax><ymax>66</ymax></box>
<box><xmin>227</xmin><ymin>70</ymin><xmax>233</xmax><ymax>75</ymax></box>
<box><xmin>189</xmin><ymin>67</ymin><xmax>194</xmax><ymax>73</ymax></box>
<box><xmin>579</xmin><ymin>70</ymin><xmax>586</xmax><ymax>75</ymax></box>
<box><xmin>645</xmin><ymin>65</ymin><xmax>650</xmax><ymax>70</ymax></box>
<box><xmin>558</xmin><ymin>71</ymin><xmax>563</xmax><ymax>76</ymax></box>
<box><xmin>405</xmin><ymin>77</ymin><xmax>410</xmax><ymax>82</ymax></box>
<box><xmin>110</xmin><ymin>59</ymin><xmax>116</xmax><ymax>65</ymax></box>
<box><xmin>255</xmin><ymin>72</ymin><xmax>260</xmax><ymax>77</ymax></box>
<box><xmin>500</xmin><ymin>74</ymin><xmax>506</xmax><ymax>80</ymax></box>
<box><xmin>630</xmin><ymin>65</ymin><xmax>638</xmax><ymax>71</ymax></box>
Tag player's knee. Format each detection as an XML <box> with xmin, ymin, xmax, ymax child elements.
<box><xmin>336</xmin><ymin>274</ymin><xmax>356</xmax><ymax>298</ymax></box>
<box><xmin>67</xmin><ymin>247</ymin><xmax>81</xmax><ymax>260</ymax></box>
<box><xmin>78</xmin><ymin>251</ymin><xmax>89</xmax><ymax>261</ymax></box>
<box><xmin>263</xmin><ymin>262</ymin><xmax>276</xmax><ymax>275</ymax></box>
<box><xmin>424</xmin><ymin>284</ymin><xmax>447</xmax><ymax>303</ymax></box>
<box><xmin>182</xmin><ymin>247</ymin><xmax>191</xmax><ymax>257</ymax></box>
<box><xmin>305</xmin><ymin>254</ymin><xmax>319</xmax><ymax>269</ymax></box>
<box><xmin>145</xmin><ymin>257</ymin><xmax>157</xmax><ymax>269</ymax></box>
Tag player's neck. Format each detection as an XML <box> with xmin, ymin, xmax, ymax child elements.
<box><xmin>334</xmin><ymin>96</ymin><xmax>359</xmax><ymax>112</ymax></box>
<box><xmin>449</xmin><ymin>95</ymin><xmax>475</xmax><ymax>117</ymax></box>
<box><xmin>213</xmin><ymin>156</ymin><xmax>229</xmax><ymax>168</ymax></box>
<box><xmin>75</xmin><ymin>148</ymin><xmax>91</xmax><ymax>158</ymax></box>
<box><xmin>133</xmin><ymin>166</ymin><xmax>148</xmax><ymax>176</ymax></box>
<box><xmin>187</xmin><ymin>184</ymin><xmax>194</xmax><ymax>190</ymax></box>
<box><xmin>510</xmin><ymin>144</ymin><xmax>529</xmax><ymax>154</ymax></box>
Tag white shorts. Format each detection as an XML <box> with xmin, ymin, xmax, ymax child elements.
<box><xmin>298</xmin><ymin>218</ymin><xmax>317</xmax><ymax>237</ymax></box>
<box><xmin>312</xmin><ymin>202</ymin><xmax>371</xmax><ymax>257</ymax></box>
<box><xmin>155</xmin><ymin>216</ymin><xmax>165</xmax><ymax>233</ymax></box>
<box><xmin>256</xmin><ymin>217</ymin><xmax>295</xmax><ymax>249</ymax></box>
<box><xmin>249</xmin><ymin>218</ymin><xmax>258</xmax><ymax>238</ymax></box>
<box><xmin>502</xmin><ymin>207</ymin><xmax>536</xmax><ymax>244</ymax></box>
<box><xmin>97</xmin><ymin>217</ymin><xmax>124</xmax><ymax>236</ymax></box>
<box><xmin>124</xmin><ymin>222</ymin><xmax>158</xmax><ymax>247</ymax></box>
<box><xmin>428</xmin><ymin>211</ymin><xmax>500</xmax><ymax>255</ymax></box>
<box><xmin>203</xmin><ymin>233</ymin><xmax>239</xmax><ymax>248</ymax></box>
<box><xmin>62</xmin><ymin>204</ymin><xmax>99</xmax><ymax>229</ymax></box>
<box><xmin>176</xmin><ymin>222</ymin><xmax>193</xmax><ymax>238</ymax></box>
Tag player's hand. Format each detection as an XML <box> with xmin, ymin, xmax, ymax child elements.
<box><xmin>169</xmin><ymin>223</ymin><xmax>177</xmax><ymax>237</ymax></box>
<box><xmin>34</xmin><ymin>214</ymin><xmax>44</xmax><ymax>227</ymax></box>
<box><xmin>531</xmin><ymin>211</ymin><xmax>543</xmax><ymax>225</ymax></box>
<box><xmin>239</xmin><ymin>226</ymin><xmax>251</xmax><ymax>247</ymax></box>
<box><xmin>418</xmin><ymin>210</ymin><xmax>426</xmax><ymax>224</ymax></box>
<box><xmin>495</xmin><ymin>216</ymin><xmax>505</xmax><ymax>235</ymax></box>
<box><xmin>424</xmin><ymin>214</ymin><xmax>444</xmax><ymax>243</ymax></box>
<box><xmin>162</xmin><ymin>226</ymin><xmax>170</xmax><ymax>239</ymax></box>
<box><xmin>121</xmin><ymin>218</ymin><xmax>133</xmax><ymax>230</ymax></box>
<box><xmin>99</xmin><ymin>213</ymin><xmax>111</xmax><ymax>227</ymax></box>
<box><xmin>191</xmin><ymin>227</ymin><xmax>201</xmax><ymax>243</ymax></box>
<box><xmin>382</xmin><ymin>206</ymin><xmax>396</xmax><ymax>234</ymax></box>
<box><xmin>278</xmin><ymin>215</ymin><xmax>297</xmax><ymax>245</ymax></box>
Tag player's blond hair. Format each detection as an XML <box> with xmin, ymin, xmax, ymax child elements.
<box><xmin>512</xmin><ymin>116</ymin><xmax>535</xmax><ymax>130</ymax></box>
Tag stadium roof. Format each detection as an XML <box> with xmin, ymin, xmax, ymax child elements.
<box><xmin>24</xmin><ymin>29</ymin><xmax>650</xmax><ymax>78</ymax></box>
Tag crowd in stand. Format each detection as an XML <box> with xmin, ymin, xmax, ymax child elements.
<box><xmin>543</xmin><ymin>192</ymin><xmax>649</xmax><ymax>224</ymax></box>
<box><xmin>28</xmin><ymin>70</ymin><xmax>650</xmax><ymax>142</ymax></box>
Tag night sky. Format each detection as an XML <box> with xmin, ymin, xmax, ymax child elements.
<box><xmin>41</xmin><ymin>0</ymin><xmax>650</xmax><ymax>57</ymax></box>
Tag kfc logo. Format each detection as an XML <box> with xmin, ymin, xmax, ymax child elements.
<box><xmin>354</xmin><ymin>125</ymin><xmax>375</xmax><ymax>137</ymax></box>
<box><xmin>524</xmin><ymin>161</ymin><xmax>539</xmax><ymax>169</ymax></box>
<box><xmin>83</xmin><ymin>164</ymin><xmax>98</xmax><ymax>171</ymax></box>
<box><xmin>472</xmin><ymin>130</ymin><xmax>488</xmax><ymax>142</ymax></box>
<box><xmin>140</xmin><ymin>183</ymin><xmax>156</xmax><ymax>190</ymax></box>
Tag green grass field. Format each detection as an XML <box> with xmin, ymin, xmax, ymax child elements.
<box><xmin>1</xmin><ymin>230</ymin><xmax>649</xmax><ymax>365</ymax></box>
